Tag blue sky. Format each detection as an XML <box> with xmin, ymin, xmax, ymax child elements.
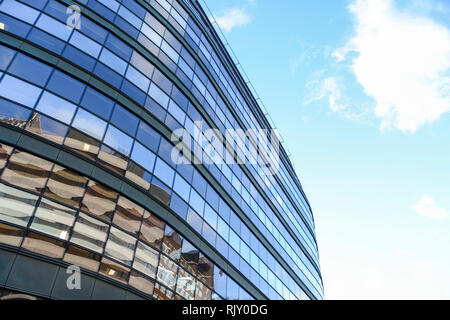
<box><xmin>204</xmin><ymin>0</ymin><xmax>450</xmax><ymax>299</ymax></box>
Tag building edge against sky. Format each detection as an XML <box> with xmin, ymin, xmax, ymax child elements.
<box><xmin>0</xmin><ymin>0</ymin><xmax>323</xmax><ymax>300</ymax></box>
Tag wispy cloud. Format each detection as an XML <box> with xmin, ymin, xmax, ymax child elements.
<box><xmin>334</xmin><ymin>0</ymin><xmax>450</xmax><ymax>133</ymax></box>
<box><xmin>214</xmin><ymin>8</ymin><xmax>251</xmax><ymax>33</ymax></box>
<box><xmin>305</xmin><ymin>76</ymin><xmax>347</xmax><ymax>112</ymax></box>
<box><xmin>413</xmin><ymin>195</ymin><xmax>448</xmax><ymax>220</ymax></box>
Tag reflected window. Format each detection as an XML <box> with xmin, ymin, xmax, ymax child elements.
<box><xmin>70</xmin><ymin>212</ymin><xmax>108</xmax><ymax>253</ymax></box>
<box><xmin>80</xmin><ymin>87</ymin><xmax>114</xmax><ymax>120</ymax></box>
<box><xmin>22</xmin><ymin>231</ymin><xmax>66</xmax><ymax>259</ymax></box>
<box><xmin>98</xmin><ymin>144</ymin><xmax>129</xmax><ymax>175</ymax></box>
<box><xmin>153</xmin><ymin>282</ymin><xmax>174</xmax><ymax>300</ymax></box>
<box><xmin>8</xmin><ymin>53</ymin><xmax>52</xmax><ymax>86</ymax></box>
<box><xmin>129</xmin><ymin>270</ymin><xmax>155</xmax><ymax>296</ymax></box>
<box><xmin>81</xmin><ymin>181</ymin><xmax>117</xmax><ymax>222</ymax></box>
<box><xmin>113</xmin><ymin>196</ymin><xmax>144</xmax><ymax>235</ymax></box>
<box><xmin>125</xmin><ymin>161</ymin><xmax>151</xmax><ymax>190</ymax></box>
<box><xmin>195</xmin><ymin>281</ymin><xmax>212</xmax><ymax>300</ymax></box>
<box><xmin>99</xmin><ymin>257</ymin><xmax>129</xmax><ymax>283</ymax></box>
<box><xmin>64</xmin><ymin>128</ymin><xmax>100</xmax><ymax>160</ymax></box>
<box><xmin>150</xmin><ymin>178</ymin><xmax>171</xmax><ymax>206</ymax></box>
<box><xmin>198</xmin><ymin>255</ymin><xmax>214</xmax><ymax>288</ymax></box>
<box><xmin>30</xmin><ymin>198</ymin><xmax>76</xmax><ymax>240</ymax></box>
<box><xmin>26</xmin><ymin>112</ymin><xmax>68</xmax><ymax>144</ymax></box>
<box><xmin>139</xmin><ymin>211</ymin><xmax>164</xmax><ymax>249</ymax></box>
<box><xmin>103</xmin><ymin>125</ymin><xmax>133</xmax><ymax>156</ymax></box>
<box><xmin>162</xmin><ymin>225</ymin><xmax>183</xmax><ymax>260</ymax></box>
<box><xmin>176</xmin><ymin>267</ymin><xmax>196</xmax><ymax>300</ymax></box>
<box><xmin>110</xmin><ymin>105</ymin><xmax>139</xmax><ymax>136</ymax></box>
<box><xmin>179</xmin><ymin>240</ymin><xmax>199</xmax><ymax>274</ymax></box>
<box><xmin>130</xmin><ymin>142</ymin><xmax>156</xmax><ymax>172</ymax></box>
<box><xmin>133</xmin><ymin>241</ymin><xmax>159</xmax><ymax>279</ymax></box>
<box><xmin>0</xmin><ymin>183</ymin><xmax>38</xmax><ymax>226</ymax></box>
<box><xmin>0</xmin><ymin>223</ymin><xmax>25</xmax><ymax>247</ymax></box>
<box><xmin>44</xmin><ymin>165</ymin><xmax>87</xmax><ymax>207</ymax></box>
<box><xmin>72</xmin><ymin>108</ymin><xmax>107</xmax><ymax>140</ymax></box>
<box><xmin>0</xmin><ymin>75</ymin><xmax>42</xmax><ymax>107</ymax></box>
<box><xmin>104</xmin><ymin>226</ymin><xmax>136</xmax><ymax>266</ymax></box>
<box><xmin>0</xmin><ymin>98</ymin><xmax>32</xmax><ymax>128</ymax></box>
<box><xmin>156</xmin><ymin>254</ymin><xmax>178</xmax><ymax>290</ymax></box>
<box><xmin>0</xmin><ymin>143</ymin><xmax>13</xmax><ymax>171</ymax></box>
<box><xmin>63</xmin><ymin>245</ymin><xmax>101</xmax><ymax>271</ymax></box>
<box><xmin>36</xmin><ymin>92</ymin><xmax>77</xmax><ymax>124</ymax></box>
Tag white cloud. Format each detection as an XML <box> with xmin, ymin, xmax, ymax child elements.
<box><xmin>413</xmin><ymin>195</ymin><xmax>448</xmax><ymax>220</ymax></box>
<box><xmin>335</xmin><ymin>0</ymin><xmax>450</xmax><ymax>133</ymax></box>
<box><xmin>214</xmin><ymin>8</ymin><xmax>251</xmax><ymax>33</ymax></box>
<box><xmin>305</xmin><ymin>75</ymin><xmax>347</xmax><ymax>112</ymax></box>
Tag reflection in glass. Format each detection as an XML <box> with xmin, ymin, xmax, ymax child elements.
<box><xmin>139</xmin><ymin>211</ymin><xmax>164</xmax><ymax>249</ymax></box>
<box><xmin>0</xmin><ymin>144</ymin><xmax>13</xmax><ymax>171</ymax></box>
<box><xmin>98</xmin><ymin>144</ymin><xmax>129</xmax><ymax>176</ymax></box>
<box><xmin>26</xmin><ymin>113</ymin><xmax>68</xmax><ymax>144</ymax></box>
<box><xmin>133</xmin><ymin>241</ymin><xmax>159</xmax><ymax>279</ymax></box>
<box><xmin>22</xmin><ymin>231</ymin><xmax>66</xmax><ymax>258</ymax></box>
<box><xmin>157</xmin><ymin>254</ymin><xmax>178</xmax><ymax>290</ymax></box>
<box><xmin>176</xmin><ymin>267</ymin><xmax>196</xmax><ymax>300</ymax></box>
<box><xmin>99</xmin><ymin>257</ymin><xmax>130</xmax><ymax>283</ymax></box>
<box><xmin>125</xmin><ymin>161</ymin><xmax>151</xmax><ymax>190</ymax></box>
<box><xmin>0</xmin><ymin>222</ymin><xmax>25</xmax><ymax>246</ymax></box>
<box><xmin>0</xmin><ymin>183</ymin><xmax>38</xmax><ymax>226</ymax></box>
<box><xmin>70</xmin><ymin>212</ymin><xmax>108</xmax><ymax>253</ymax></box>
<box><xmin>30</xmin><ymin>198</ymin><xmax>76</xmax><ymax>240</ymax></box>
<box><xmin>64</xmin><ymin>128</ymin><xmax>100</xmax><ymax>160</ymax></box>
<box><xmin>113</xmin><ymin>196</ymin><xmax>144</xmax><ymax>235</ymax></box>
<box><xmin>1</xmin><ymin>150</ymin><xmax>52</xmax><ymax>193</ymax></box>
<box><xmin>163</xmin><ymin>225</ymin><xmax>183</xmax><ymax>261</ymax></box>
<box><xmin>63</xmin><ymin>245</ymin><xmax>101</xmax><ymax>271</ymax></box>
<box><xmin>81</xmin><ymin>181</ymin><xmax>117</xmax><ymax>222</ymax></box>
<box><xmin>104</xmin><ymin>226</ymin><xmax>136</xmax><ymax>266</ymax></box>
<box><xmin>0</xmin><ymin>98</ymin><xmax>32</xmax><ymax>128</ymax></box>
<box><xmin>44</xmin><ymin>165</ymin><xmax>87</xmax><ymax>207</ymax></box>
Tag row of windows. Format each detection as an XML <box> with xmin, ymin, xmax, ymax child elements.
<box><xmin>0</xmin><ymin>0</ymin><xmax>321</xmax><ymax>297</ymax></box>
<box><xmin>0</xmin><ymin>143</ymin><xmax>253</xmax><ymax>300</ymax></box>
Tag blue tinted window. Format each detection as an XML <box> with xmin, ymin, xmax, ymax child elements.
<box><xmin>204</xmin><ymin>204</ymin><xmax>218</xmax><ymax>229</ymax></box>
<box><xmin>0</xmin><ymin>0</ymin><xmax>39</xmax><ymax>24</ymax></box>
<box><xmin>0</xmin><ymin>45</ymin><xmax>15</xmax><ymax>71</ymax></box>
<box><xmin>154</xmin><ymin>158</ymin><xmax>175</xmax><ymax>186</ymax></box>
<box><xmin>186</xmin><ymin>209</ymin><xmax>203</xmax><ymax>234</ymax></box>
<box><xmin>19</xmin><ymin>0</ymin><xmax>47</xmax><ymax>10</ymax></box>
<box><xmin>148</xmin><ymin>83</ymin><xmax>169</xmax><ymax>109</ymax></box>
<box><xmin>47</xmin><ymin>70</ymin><xmax>85</xmax><ymax>103</ymax></box>
<box><xmin>136</xmin><ymin>122</ymin><xmax>160</xmax><ymax>152</ymax></box>
<box><xmin>81</xmin><ymin>88</ymin><xmax>114</xmax><ymax>120</ymax></box>
<box><xmin>79</xmin><ymin>17</ymin><xmax>108</xmax><ymax>44</ymax></box>
<box><xmin>99</xmin><ymin>48</ymin><xmax>127</xmax><ymax>75</ymax></box>
<box><xmin>62</xmin><ymin>46</ymin><xmax>96</xmax><ymax>71</ymax></box>
<box><xmin>27</xmin><ymin>28</ymin><xmax>66</xmax><ymax>54</ymax></box>
<box><xmin>0</xmin><ymin>13</ymin><xmax>32</xmax><ymax>38</ymax></box>
<box><xmin>36</xmin><ymin>92</ymin><xmax>77</xmax><ymax>124</ymax></box>
<box><xmin>26</xmin><ymin>113</ymin><xmax>68</xmax><ymax>144</ymax></box>
<box><xmin>104</xmin><ymin>33</ymin><xmax>132</xmax><ymax>61</ymax></box>
<box><xmin>0</xmin><ymin>98</ymin><xmax>32</xmax><ymax>128</ymax></box>
<box><xmin>35</xmin><ymin>14</ymin><xmax>72</xmax><ymax>41</ymax></box>
<box><xmin>0</xmin><ymin>75</ymin><xmax>42</xmax><ymax>107</ymax></box>
<box><xmin>110</xmin><ymin>105</ymin><xmax>139</xmax><ymax>136</ymax></box>
<box><xmin>93</xmin><ymin>63</ymin><xmax>123</xmax><ymax>89</ymax></box>
<box><xmin>72</xmin><ymin>108</ymin><xmax>107</xmax><ymax>140</ymax></box>
<box><xmin>69</xmin><ymin>31</ymin><xmax>102</xmax><ymax>58</ymax></box>
<box><xmin>173</xmin><ymin>174</ymin><xmax>190</xmax><ymax>202</ymax></box>
<box><xmin>103</xmin><ymin>125</ymin><xmax>133</xmax><ymax>156</ymax></box>
<box><xmin>189</xmin><ymin>189</ymin><xmax>204</xmax><ymax>216</ymax></box>
<box><xmin>97</xmin><ymin>0</ymin><xmax>120</xmax><ymax>12</ymax></box>
<box><xmin>130</xmin><ymin>142</ymin><xmax>156</xmax><ymax>172</ymax></box>
<box><xmin>8</xmin><ymin>53</ymin><xmax>52</xmax><ymax>87</ymax></box>
<box><xmin>117</xmin><ymin>6</ymin><xmax>141</xmax><ymax>29</ymax></box>
<box><xmin>125</xmin><ymin>66</ymin><xmax>150</xmax><ymax>92</ymax></box>
<box><xmin>44</xmin><ymin>0</ymin><xmax>68</xmax><ymax>21</ymax></box>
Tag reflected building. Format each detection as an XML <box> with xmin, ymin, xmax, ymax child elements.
<box><xmin>0</xmin><ymin>0</ymin><xmax>323</xmax><ymax>300</ymax></box>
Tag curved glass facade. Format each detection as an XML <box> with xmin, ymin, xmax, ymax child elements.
<box><xmin>0</xmin><ymin>0</ymin><xmax>323</xmax><ymax>300</ymax></box>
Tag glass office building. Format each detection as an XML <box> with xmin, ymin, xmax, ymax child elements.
<box><xmin>0</xmin><ymin>0</ymin><xmax>323</xmax><ymax>300</ymax></box>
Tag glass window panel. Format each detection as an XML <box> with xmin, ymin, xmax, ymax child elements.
<box><xmin>162</xmin><ymin>226</ymin><xmax>183</xmax><ymax>260</ymax></box>
<box><xmin>70</xmin><ymin>212</ymin><xmax>108</xmax><ymax>253</ymax></box>
<box><xmin>79</xmin><ymin>15</ymin><xmax>108</xmax><ymax>43</ymax></box>
<box><xmin>148</xmin><ymin>83</ymin><xmax>169</xmax><ymax>109</ymax></box>
<box><xmin>133</xmin><ymin>241</ymin><xmax>159</xmax><ymax>279</ymax></box>
<box><xmin>213</xmin><ymin>267</ymin><xmax>227</xmax><ymax>298</ymax></box>
<box><xmin>176</xmin><ymin>267</ymin><xmax>195</xmax><ymax>300</ymax></box>
<box><xmin>0</xmin><ymin>144</ymin><xmax>13</xmax><ymax>171</ymax></box>
<box><xmin>22</xmin><ymin>231</ymin><xmax>65</xmax><ymax>259</ymax></box>
<box><xmin>44</xmin><ymin>165</ymin><xmax>87</xmax><ymax>208</ymax></box>
<box><xmin>189</xmin><ymin>189</ymin><xmax>204</xmax><ymax>216</ymax></box>
<box><xmin>105</xmin><ymin>226</ymin><xmax>136</xmax><ymax>266</ymax></box>
<box><xmin>8</xmin><ymin>53</ymin><xmax>52</xmax><ymax>86</ymax></box>
<box><xmin>0</xmin><ymin>98</ymin><xmax>32</xmax><ymax>128</ymax></box>
<box><xmin>186</xmin><ymin>208</ymin><xmax>203</xmax><ymax>234</ymax></box>
<box><xmin>110</xmin><ymin>106</ymin><xmax>139</xmax><ymax>137</ymax></box>
<box><xmin>0</xmin><ymin>75</ymin><xmax>42</xmax><ymax>107</ymax></box>
<box><xmin>203</xmin><ymin>204</ymin><xmax>217</xmax><ymax>230</ymax></box>
<box><xmin>64</xmin><ymin>128</ymin><xmax>101</xmax><ymax>160</ymax></box>
<box><xmin>80</xmin><ymin>87</ymin><xmax>114</xmax><ymax>120</ymax></box>
<box><xmin>139</xmin><ymin>211</ymin><xmax>164</xmax><ymax>249</ymax></box>
<box><xmin>69</xmin><ymin>31</ymin><xmax>102</xmax><ymax>58</ymax></box>
<box><xmin>99</xmin><ymin>48</ymin><xmax>127</xmax><ymax>75</ymax></box>
<box><xmin>26</xmin><ymin>112</ymin><xmax>68</xmax><ymax>144</ymax></box>
<box><xmin>125</xmin><ymin>161</ymin><xmax>151</xmax><ymax>190</ymax></box>
<box><xmin>179</xmin><ymin>240</ymin><xmax>199</xmax><ymax>274</ymax></box>
<box><xmin>72</xmin><ymin>108</ymin><xmax>107</xmax><ymax>140</ymax></box>
<box><xmin>173</xmin><ymin>173</ymin><xmax>190</xmax><ymax>202</ymax></box>
<box><xmin>47</xmin><ymin>70</ymin><xmax>85</xmax><ymax>103</ymax></box>
<box><xmin>35</xmin><ymin>14</ymin><xmax>72</xmax><ymax>40</ymax></box>
<box><xmin>130</xmin><ymin>142</ymin><xmax>156</xmax><ymax>172</ymax></box>
<box><xmin>0</xmin><ymin>44</ymin><xmax>15</xmax><ymax>71</ymax></box>
<box><xmin>63</xmin><ymin>245</ymin><xmax>101</xmax><ymax>271</ymax></box>
<box><xmin>129</xmin><ymin>270</ymin><xmax>155</xmax><ymax>296</ymax></box>
<box><xmin>149</xmin><ymin>178</ymin><xmax>171</xmax><ymax>206</ymax></box>
<box><xmin>99</xmin><ymin>257</ymin><xmax>129</xmax><ymax>283</ymax></box>
<box><xmin>81</xmin><ymin>181</ymin><xmax>117</xmax><ymax>222</ymax></box>
<box><xmin>30</xmin><ymin>198</ymin><xmax>76</xmax><ymax>240</ymax></box>
<box><xmin>1</xmin><ymin>150</ymin><xmax>52</xmax><ymax>193</ymax></box>
<box><xmin>125</xmin><ymin>65</ymin><xmax>150</xmax><ymax>93</ymax></box>
<box><xmin>198</xmin><ymin>255</ymin><xmax>214</xmax><ymax>288</ymax></box>
<box><xmin>156</xmin><ymin>254</ymin><xmax>178</xmax><ymax>290</ymax></box>
<box><xmin>113</xmin><ymin>196</ymin><xmax>144</xmax><ymax>235</ymax></box>
<box><xmin>195</xmin><ymin>281</ymin><xmax>212</xmax><ymax>300</ymax></box>
<box><xmin>36</xmin><ymin>92</ymin><xmax>77</xmax><ymax>124</ymax></box>
<box><xmin>98</xmin><ymin>144</ymin><xmax>129</xmax><ymax>175</ymax></box>
<box><xmin>103</xmin><ymin>125</ymin><xmax>133</xmax><ymax>156</ymax></box>
<box><xmin>0</xmin><ymin>222</ymin><xmax>24</xmax><ymax>247</ymax></box>
<box><xmin>136</xmin><ymin>122</ymin><xmax>160</xmax><ymax>152</ymax></box>
<box><xmin>153</xmin><ymin>158</ymin><xmax>174</xmax><ymax>186</ymax></box>
<box><xmin>153</xmin><ymin>282</ymin><xmax>174</xmax><ymax>300</ymax></box>
<box><xmin>0</xmin><ymin>0</ymin><xmax>40</xmax><ymax>24</ymax></box>
<box><xmin>104</xmin><ymin>33</ymin><xmax>132</xmax><ymax>61</ymax></box>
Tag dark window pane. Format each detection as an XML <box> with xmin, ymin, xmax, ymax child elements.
<box><xmin>110</xmin><ymin>105</ymin><xmax>139</xmax><ymax>137</ymax></box>
<box><xmin>8</xmin><ymin>53</ymin><xmax>52</xmax><ymax>86</ymax></box>
<box><xmin>136</xmin><ymin>122</ymin><xmax>160</xmax><ymax>152</ymax></box>
<box><xmin>98</xmin><ymin>144</ymin><xmax>129</xmax><ymax>176</ymax></box>
<box><xmin>162</xmin><ymin>225</ymin><xmax>183</xmax><ymax>260</ymax></box>
<box><xmin>47</xmin><ymin>70</ymin><xmax>85</xmax><ymax>103</ymax></box>
<box><xmin>125</xmin><ymin>161</ymin><xmax>151</xmax><ymax>190</ymax></box>
<box><xmin>80</xmin><ymin>87</ymin><xmax>114</xmax><ymax>120</ymax></box>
